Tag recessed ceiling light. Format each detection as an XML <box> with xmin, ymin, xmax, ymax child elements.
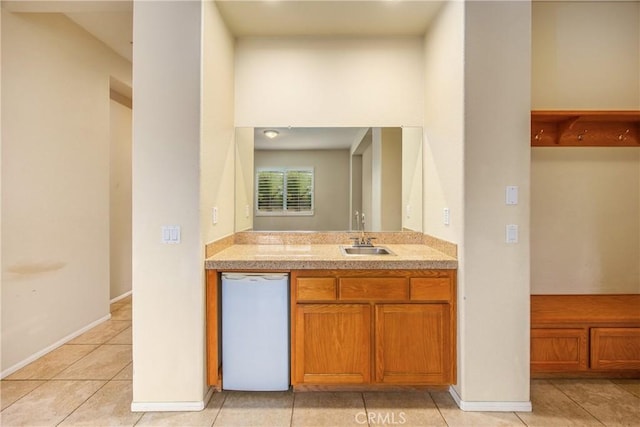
<box><xmin>263</xmin><ymin>129</ymin><xmax>279</xmax><ymax>139</ymax></box>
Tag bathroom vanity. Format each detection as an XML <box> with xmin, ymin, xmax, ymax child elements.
<box><xmin>205</xmin><ymin>236</ymin><xmax>458</xmax><ymax>391</ymax></box>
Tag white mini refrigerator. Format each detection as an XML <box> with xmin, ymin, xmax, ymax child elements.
<box><xmin>221</xmin><ymin>273</ymin><xmax>290</xmax><ymax>391</ymax></box>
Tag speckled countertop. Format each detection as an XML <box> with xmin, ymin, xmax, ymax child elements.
<box><xmin>204</xmin><ymin>244</ymin><xmax>457</xmax><ymax>270</ymax></box>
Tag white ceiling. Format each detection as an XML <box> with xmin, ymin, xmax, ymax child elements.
<box><xmin>216</xmin><ymin>1</ymin><xmax>444</xmax><ymax>37</ymax></box>
<box><xmin>2</xmin><ymin>1</ymin><xmax>444</xmax><ymax>64</ymax></box>
<box><xmin>255</xmin><ymin>127</ymin><xmax>369</xmax><ymax>150</ymax></box>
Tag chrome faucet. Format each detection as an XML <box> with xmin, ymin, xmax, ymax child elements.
<box><xmin>351</xmin><ymin>211</ymin><xmax>375</xmax><ymax>247</ymax></box>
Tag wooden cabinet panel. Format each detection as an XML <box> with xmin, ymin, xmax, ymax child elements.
<box><xmin>338</xmin><ymin>277</ymin><xmax>408</xmax><ymax>301</ymax></box>
<box><xmin>531</xmin><ymin>328</ymin><xmax>588</xmax><ymax>372</ymax></box>
<box><xmin>375</xmin><ymin>304</ymin><xmax>451</xmax><ymax>384</ymax></box>
<box><xmin>297</xmin><ymin>277</ymin><xmax>336</xmax><ymax>301</ymax></box>
<box><xmin>294</xmin><ymin>304</ymin><xmax>371</xmax><ymax>385</ymax></box>
<box><xmin>591</xmin><ymin>328</ymin><xmax>640</xmax><ymax>370</ymax></box>
<box><xmin>410</xmin><ymin>278</ymin><xmax>451</xmax><ymax>302</ymax></box>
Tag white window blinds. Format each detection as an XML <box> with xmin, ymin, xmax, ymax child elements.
<box><xmin>256</xmin><ymin>168</ymin><xmax>314</xmax><ymax>216</ymax></box>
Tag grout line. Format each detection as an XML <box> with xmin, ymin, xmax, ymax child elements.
<box><xmin>211</xmin><ymin>391</ymin><xmax>229</xmax><ymax>427</ymax></box>
<box><xmin>610</xmin><ymin>379</ymin><xmax>640</xmax><ymax>399</ymax></box>
<box><xmin>428</xmin><ymin>391</ymin><xmax>450</xmax><ymax>427</ymax></box>
<box><xmin>54</xmin><ymin>379</ymin><xmax>110</xmax><ymax>426</ymax></box>
<box><xmin>0</xmin><ymin>378</ymin><xmax>49</xmax><ymax>412</ymax></box>
<box><xmin>547</xmin><ymin>379</ymin><xmax>606</xmax><ymax>426</ymax></box>
<box><xmin>289</xmin><ymin>389</ymin><xmax>296</xmax><ymax>427</ymax></box>
<box><xmin>513</xmin><ymin>411</ymin><xmax>528</xmax><ymax>426</ymax></box>
<box><xmin>360</xmin><ymin>391</ymin><xmax>370</xmax><ymax>427</ymax></box>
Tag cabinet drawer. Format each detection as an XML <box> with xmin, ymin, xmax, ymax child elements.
<box><xmin>297</xmin><ymin>278</ymin><xmax>336</xmax><ymax>301</ymax></box>
<box><xmin>531</xmin><ymin>328</ymin><xmax>588</xmax><ymax>372</ymax></box>
<box><xmin>339</xmin><ymin>278</ymin><xmax>408</xmax><ymax>301</ymax></box>
<box><xmin>591</xmin><ymin>327</ymin><xmax>640</xmax><ymax>370</ymax></box>
<box><xmin>410</xmin><ymin>278</ymin><xmax>452</xmax><ymax>302</ymax></box>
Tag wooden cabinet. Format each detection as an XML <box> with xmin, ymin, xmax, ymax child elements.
<box><xmin>375</xmin><ymin>303</ymin><xmax>451</xmax><ymax>384</ymax></box>
<box><xmin>294</xmin><ymin>304</ymin><xmax>371</xmax><ymax>384</ymax></box>
<box><xmin>291</xmin><ymin>269</ymin><xmax>456</xmax><ymax>389</ymax></box>
<box><xmin>590</xmin><ymin>327</ymin><xmax>640</xmax><ymax>370</ymax></box>
<box><xmin>531</xmin><ymin>295</ymin><xmax>640</xmax><ymax>377</ymax></box>
<box><xmin>530</xmin><ymin>328</ymin><xmax>588</xmax><ymax>372</ymax></box>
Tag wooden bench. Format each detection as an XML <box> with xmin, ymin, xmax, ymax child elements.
<box><xmin>531</xmin><ymin>294</ymin><xmax>640</xmax><ymax>377</ymax></box>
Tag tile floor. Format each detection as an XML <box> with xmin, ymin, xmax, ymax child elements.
<box><xmin>1</xmin><ymin>296</ymin><xmax>639</xmax><ymax>426</ymax></box>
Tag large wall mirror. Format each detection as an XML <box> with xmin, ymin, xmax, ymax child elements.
<box><xmin>235</xmin><ymin>127</ymin><xmax>423</xmax><ymax>232</ymax></box>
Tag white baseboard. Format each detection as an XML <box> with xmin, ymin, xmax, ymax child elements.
<box><xmin>449</xmin><ymin>386</ymin><xmax>532</xmax><ymax>412</ymax></box>
<box><xmin>1</xmin><ymin>313</ymin><xmax>112</xmax><ymax>379</ymax></box>
<box><xmin>111</xmin><ymin>290</ymin><xmax>132</xmax><ymax>304</ymax></box>
<box><xmin>131</xmin><ymin>387</ymin><xmax>215</xmax><ymax>412</ymax></box>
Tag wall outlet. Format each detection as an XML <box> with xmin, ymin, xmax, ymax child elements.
<box><xmin>213</xmin><ymin>207</ymin><xmax>218</xmax><ymax>225</ymax></box>
<box><xmin>245</xmin><ymin>204</ymin><xmax>250</xmax><ymax>218</ymax></box>
<box><xmin>443</xmin><ymin>208</ymin><xmax>450</xmax><ymax>226</ymax></box>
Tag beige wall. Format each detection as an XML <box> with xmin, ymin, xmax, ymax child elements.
<box><xmin>234</xmin><ymin>128</ymin><xmax>254</xmax><ymax>232</ymax></box>
<box><xmin>130</xmin><ymin>0</ymin><xmax>235</xmax><ymax>408</ymax></box>
<box><xmin>234</xmin><ymin>37</ymin><xmax>424</xmax><ymax>127</ymax></box>
<box><xmin>381</xmin><ymin>127</ymin><xmax>402</xmax><ymax>231</ymax></box>
<box><xmin>531</xmin><ymin>1</ymin><xmax>640</xmax><ymax>295</ymax></box>
<box><xmin>131</xmin><ymin>0</ymin><xmax>235</xmax><ymax>409</ymax></box>
<box><xmin>424</xmin><ymin>1</ymin><xmax>531</xmax><ymax>407</ymax></box>
<box><xmin>531</xmin><ymin>148</ymin><xmax>640</xmax><ymax>294</ymax></box>
<box><xmin>402</xmin><ymin>127</ymin><xmax>423</xmax><ymax>232</ymax></box>
<box><xmin>253</xmin><ymin>150</ymin><xmax>350</xmax><ymax>231</ymax></box>
<box><xmin>201</xmin><ymin>0</ymin><xmax>236</xmax><ymax>244</ymax></box>
<box><xmin>532</xmin><ymin>1</ymin><xmax>639</xmax><ymax>110</ymax></box>
<box><xmin>109</xmin><ymin>98</ymin><xmax>132</xmax><ymax>300</ymax></box>
<box><xmin>423</xmin><ymin>1</ymin><xmax>464</xmax><ymax>245</ymax></box>
<box><xmin>462</xmin><ymin>2</ymin><xmax>531</xmax><ymax>404</ymax></box>
<box><xmin>1</xmin><ymin>11</ymin><xmax>131</xmax><ymax>375</ymax></box>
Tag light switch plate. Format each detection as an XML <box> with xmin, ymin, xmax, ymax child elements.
<box><xmin>506</xmin><ymin>186</ymin><xmax>518</xmax><ymax>205</ymax></box>
<box><xmin>161</xmin><ymin>226</ymin><xmax>180</xmax><ymax>244</ymax></box>
<box><xmin>506</xmin><ymin>224</ymin><xmax>518</xmax><ymax>243</ymax></box>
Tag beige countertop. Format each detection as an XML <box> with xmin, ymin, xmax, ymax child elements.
<box><xmin>204</xmin><ymin>244</ymin><xmax>457</xmax><ymax>270</ymax></box>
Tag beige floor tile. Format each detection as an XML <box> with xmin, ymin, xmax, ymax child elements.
<box><xmin>0</xmin><ymin>380</ymin><xmax>104</xmax><ymax>427</ymax></box>
<box><xmin>111</xmin><ymin>306</ymin><xmax>132</xmax><ymax>321</ymax></box>
<box><xmin>107</xmin><ymin>326</ymin><xmax>132</xmax><ymax>344</ymax></box>
<box><xmin>214</xmin><ymin>391</ymin><xmax>293</xmax><ymax>427</ymax></box>
<box><xmin>292</xmin><ymin>391</ymin><xmax>366</xmax><ymax>427</ymax></box>
<box><xmin>431</xmin><ymin>391</ymin><xmax>525</xmax><ymax>427</ymax></box>
<box><xmin>363</xmin><ymin>391</ymin><xmax>447</xmax><ymax>426</ymax></box>
<box><xmin>113</xmin><ymin>362</ymin><xmax>133</xmax><ymax>380</ymax></box>
<box><xmin>110</xmin><ymin>296</ymin><xmax>132</xmax><ymax>311</ymax></box>
<box><xmin>551</xmin><ymin>379</ymin><xmax>640</xmax><ymax>427</ymax></box>
<box><xmin>0</xmin><ymin>380</ymin><xmax>45</xmax><ymax>410</ymax></box>
<box><xmin>516</xmin><ymin>380</ymin><xmax>601</xmax><ymax>427</ymax></box>
<box><xmin>5</xmin><ymin>345</ymin><xmax>98</xmax><ymax>380</ymax></box>
<box><xmin>612</xmin><ymin>379</ymin><xmax>640</xmax><ymax>399</ymax></box>
<box><xmin>58</xmin><ymin>380</ymin><xmax>142</xmax><ymax>426</ymax></box>
<box><xmin>55</xmin><ymin>345</ymin><xmax>132</xmax><ymax>380</ymax></box>
<box><xmin>68</xmin><ymin>320</ymin><xmax>130</xmax><ymax>345</ymax></box>
<box><xmin>137</xmin><ymin>391</ymin><xmax>226</xmax><ymax>426</ymax></box>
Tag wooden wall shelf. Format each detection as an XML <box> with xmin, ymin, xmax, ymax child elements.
<box><xmin>531</xmin><ymin>110</ymin><xmax>640</xmax><ymax>147</ymax></box>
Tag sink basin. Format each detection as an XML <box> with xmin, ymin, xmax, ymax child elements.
<box><xmin>340</xmin><ymin>246</ymin><xmax>395</xmax><ymax>256</ymax></box>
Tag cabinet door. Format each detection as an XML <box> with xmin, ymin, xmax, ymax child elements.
<box><xmin>293</xmin><ymin>304</ymin><xmax>371</xmax><ymax>385</ymax></box>
<box><xmin>591</xmin><ymin>327</ymin><xmax>640</xmax><ymax>370</ymax></box>
<box><xmin>530</xmin><ymin>328</ymin><xmax>589</xmax><ymax>372</ymax></box>
<box><xmin>375</xmin><ymin>304</ymin><xmax>451</xmax><ymax>384</ymax></box>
